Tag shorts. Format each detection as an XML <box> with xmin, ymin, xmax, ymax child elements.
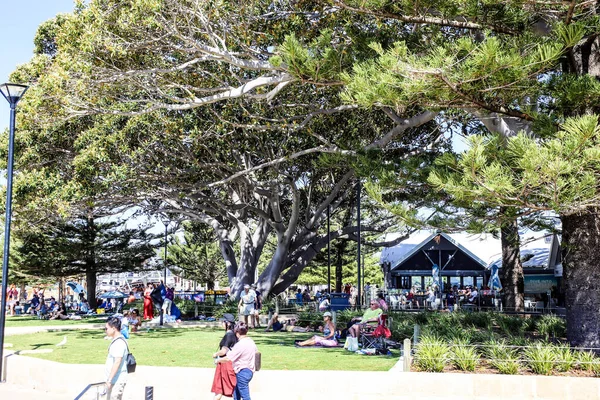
<box><xmin>107</xmin><ymin>381</ymin><xmax>126</xmax><ymax>400</ymax></box>
<box><xmin>241</xmin><ymin>304</ymin><xmax>254</xmax><ymax>316</ymax></box>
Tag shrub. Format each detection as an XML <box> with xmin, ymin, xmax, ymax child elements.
<box><xmin>335</xmin><ymin>309</ymin><xmax>362</xmax><ymax>327</ymax></box>
<box><xmin>554</xmin><ymin>346</ymin><xmax>576</xmax><ymax>373</ymax></box>
<box><xmin>297</xmin><ymin>310</ymin><xmax>323</xmax><ymax>328</ymax></box>
<box><xmin>451</xmin><ymin>344</ymin><xmax>479</xmax><ymax>371</ymax></box>
<box><xmin>524</xmin><ymin>342</ymin><xmax>556</xmax><ymax>375</ymax></box>
<box><xmin>390</xmin><ymin>318</ymin><xmax>415</xmax><ymax>341</ymax></box>
<box><xmin>484</xmin><ymin>339</ymin><xmax>520</xmax><ymax>375</ymax></box>
<box><xmin>212</xmin><ymin>299</ymin><xmax>238</xmax><ymax>320</ymax></box>
<box><xmin>496</xmin><ymin>314</ymin><xmax>525</xmax><ymax>337</ymax></box>
<box><xmin>536</xmin><ymin>315</ymin><xmax>566</xmax><ymax>340</ymax></box>
<box><xmin>576</xmin><ymin>351</ymin><xmax>599</xmax><ymax>372</ymax></box>
<box><xmin>462</xmin><ymin>312</ymin><xmax>493</xmax><ymax>330</ymax></box>
<box><xmin>470</xmin><ymin>329</ymin><xmax>498</xmax><ymax>344</ymax></box>
<box><xmin>414</xmin><ymin>335</ymin><xmax>450</xmax><ymax>372</ymax></box>
<box><xmin>507</xmin><ymin>335</ymin><xmax>528</xmax><ymax>347</ymax></box>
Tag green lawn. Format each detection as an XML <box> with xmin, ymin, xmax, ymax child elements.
<box><xmin>5</xmin><ymin>315</ymin><xmax>108</xmax><ymax>327</ymax></box>
<box><xmin>5</xmin><ymin>328</ymin><xmax>399</xmax><ymax>371</ymax></box>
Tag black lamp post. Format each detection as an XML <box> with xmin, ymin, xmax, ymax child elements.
<box><xmin>160</xmin><ymin>217</ymin><xmax>169</xmax><ymax>326</ymax></box>
<box><xmin>0</xmin><ymin>83</ymin><xmax>28</xmax><ymax>382</ymax></box>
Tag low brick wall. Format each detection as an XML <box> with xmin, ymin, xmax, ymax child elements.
<box><xmin>3</xmin><ymin>352</ymin><xmax>599</xmax><ymax>400</ymax></box>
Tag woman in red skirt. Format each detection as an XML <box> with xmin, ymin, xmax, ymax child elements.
<box><xmin>212</xmin><ymin>314</ymin><xmax>238</xmax><ymax>399</ymax></box>
<box><xmin>143</xmin><ymin>283</ymin><xmax>154</xmax><ymax>320</ymax></box>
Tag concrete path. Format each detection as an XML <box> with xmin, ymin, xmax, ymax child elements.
<box><xmin>0</xmin><ymin>383</ymin><xmax>66</xmax><ymax>399</ymax></box>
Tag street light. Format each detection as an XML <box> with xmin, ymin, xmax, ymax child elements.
<box><xmin>0</xmin><ymin>83</ymin><xmax>28</xmax><ymax>382</ymax></box>
<box><xmin>160</xmin><ymin>216</ymin><xmax>169</xmax><ymax>326</ymax></box>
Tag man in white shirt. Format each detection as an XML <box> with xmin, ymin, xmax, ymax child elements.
<box><xmin>238</xmin><ymin>284</ymin><xmax>256</xmax><ymax>327</ymax></box>
<box><xmin>104</xmin><ymin>317</ymin><xmax>128</xmax><ymax>399</ymax></box>
<box><xmin>468</xmin><ymin>287</ymin><xmax>479</xmax><ymax>304</ymax></box>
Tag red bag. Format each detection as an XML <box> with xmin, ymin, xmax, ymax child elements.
<box><xmin>373</xmin><ymin>325</ymin><xmax>391</xmax><ymax>338</ymax></box>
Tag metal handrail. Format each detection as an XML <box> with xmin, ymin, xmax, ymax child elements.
<box><xmin>74</xmin><ymin>382</ymin><xmax>106</xmax><ymax>400</ymax></box>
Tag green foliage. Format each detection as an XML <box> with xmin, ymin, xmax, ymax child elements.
<box><xmin>211</xmin><ymin>299</ymin><xmax>239</xmax><ymax>320</ymax></box>
<box><xmin>536</xmin><ymin>315</ymin><xmax>566</xmax><ymax>340</ymax></box>
<box><xmin>335</xmin><ymin>309</ymin><xmax>363</xmax><ymax>327</ymax></box>
<box><xmin>165</xmin><ymin>222</ymin><xmax>226</xmax><ymax>289</ymax></box>
<box><xmin>461</xmin><ymin>311</ymin><xmax>494</xmax><ymax>330</ymax></box>
<box><xmin>576</xmin><ymin>351</ymin><xmax>599</xmax><ymax>372</ymax></box>
<box><xmin>554</xmin><ymin>346</ymin><xmax>576</xmax><ymax>373</ymax></box>
<box><xmin>414</xmin><ymin>335</ymin><xmax>450</xmax><ymax>372</ymax></box>
<box><xmin>451</xmin><ymin>344</ymin><xmax>479</xmax><ymax>372</ymax></box>
<box><xmin>496</xmin><ymin>314</ymin><xmax>525</xmax><ymax>336</ymax></box>
<box><xmin>297</xmin><ymin>310</ymin><xmax>324</xmax><ymax>328</ymax></box>
<box><xmin>484</xmin><ymin>339</ymin><xmax>520</xmax><ymax>375</ymax></box>
<box><xmin>524</xmin><ymin>342</ymin><xmax>556</xmax><ymax>375</ymax></box>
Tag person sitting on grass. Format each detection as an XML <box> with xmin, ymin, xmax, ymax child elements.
<box><xmin>49</xmin><ymin>302</ymin><xmax>69</xmax><ymax>320</ymax></box>
<box><xmin>264</xmin><ymin>313</ymin><xmax>285</xmax><ymax>332</ymax></box>
<box><xmin>128</xmin><ymin>309</ymin><xmax>142</xmax><ymax>333</ymax></box>
<box><xmin>295</xmin><ymin>312</ymin><xmax>337</xmax><ymax>347</ymax></box>
<box><xmin>283</xmin><ymin>318</ymin><xmax>312</xmax><ymax>333</ymax></box>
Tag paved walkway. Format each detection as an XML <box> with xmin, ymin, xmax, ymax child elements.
<box><xmin>0</xmin><ymin>383</ymin><xmax>66</xmax><ymax>399</ymax></box>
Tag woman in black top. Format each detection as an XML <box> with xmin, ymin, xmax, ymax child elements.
<box><xmin>211</xmin><ymin>316</ymin><xmax>238</xmax><ymax>400</ymax></box>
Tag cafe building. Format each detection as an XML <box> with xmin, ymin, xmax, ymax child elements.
<box><xmin>380</xmin><ymin>230</ymin><xmax>561</xmax><ymax>295</ymax></box>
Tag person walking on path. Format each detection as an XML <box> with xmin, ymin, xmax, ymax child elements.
<box><xmin>217</xmin><ymin>322</ymin><xmax>258</xmax><ymax>400</ymax></box>
<box><xmin>211</xmin><ymin>314</ymin><xmax>238</xmax><ymax>400</ymax></box>
<box><xmin>143</xmin><ymin>283</ymin><xmax>154</xmax><ymax>320</ymax></box>
<box><xmin>104</xmin><ymin>316</ymin><xmax>128</xmax><ymax>399</ymax></box>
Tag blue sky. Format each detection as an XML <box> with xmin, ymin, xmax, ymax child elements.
<box><xmin>0</xmin><ymin>0</ymin><xmax>75</xmax><ymax>131</ymax></box>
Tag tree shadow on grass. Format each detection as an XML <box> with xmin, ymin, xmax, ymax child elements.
<box><xmin>29</xmin><ymin>343</ymin><xmax>54</xmax><ymax>350</ymax></box>
<box><xmin>72</xmin><ymin>327</ymin><xmax>186</xmax><ymax>340</ymax></box>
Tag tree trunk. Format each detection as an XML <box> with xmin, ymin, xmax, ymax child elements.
<box><xmin>561</xmin><ymin>209</ymin><xmax>600</xmax><ymax>350</ymax></box>
<box><xmin>334</xmin><ymin>239</ymin><xmax>349</xmax><ymax>293</ymax></box>
<box><xmin>86</xmin><ymin>267</ymin><xmax>97</xmax><ymax>309</ymax></box>
<box><xmin>335</xmin><ymin>198</ymin><xmax>356</xmax><ymax>292</ymax></box>
<box><xmin>86</xmin><ymin>212</ymin><xmax>98</xmax><ymax>309</ymax></box>
<box><xmin>500</xmin><ymin>211</ymin><xmax>525</xmax><ymax>312</ymax></box>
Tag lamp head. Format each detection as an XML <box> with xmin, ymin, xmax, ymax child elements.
<box><xmin>0</xmin><ymin>83</ymin><xmax>29</xmax><ymax>106</ymax></box>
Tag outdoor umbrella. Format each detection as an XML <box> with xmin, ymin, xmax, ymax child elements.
<box><xmin>99</xmin><ymin>290</ymin><xmax>128</xmax><ymax>299</ymax></box>
<box><xmin>66</xmin><ymin>282</ymin><xmax>85</xmax><ymax>295</ymax></box>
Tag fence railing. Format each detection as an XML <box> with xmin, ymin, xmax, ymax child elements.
<box><xmin>74</xmin><ymin>382</ymin><xmax>106</xmax><ymax>400</ymax></box>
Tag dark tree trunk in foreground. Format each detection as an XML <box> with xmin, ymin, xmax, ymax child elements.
<box><xmin>561</xmin><ymin>209</ymin><xmax>600</xmax><ymax>351</ymax></box>
<box><xmin>86</xmin><ymin>267</ymin><xmax>97</xmax><ymax>309</ymax></box>
<box><xmin>335</xmin><ymin>199</ymin><xmax>356</xmax><ymax>292</ymax></box>
<box><xmin>500</xmin><ymin>210</ymin><xmax>524</xmax><ymax>312</ymax></box>
<box><xmin>86</xmin><ymin>213</ymin><xmax>98</xmax><ymax>309</ymax></box>
<box><xmin>334</xmin><ymin>239</ymin><xmax>348</xmax><ymax>293</ymax></box>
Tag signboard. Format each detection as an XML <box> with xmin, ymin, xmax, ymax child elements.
<box><xmin>524</xmin><ymin>275</ymin><xmax>557</xmax><ymax>294</ymax></box>
<box><xmin>205</xmin><ymin>290</ymin><xmax>228</xmax><ymax>295</ymax></box>
<box><xmin>192</xmin><ymin>292</ymin><xmax>205</xmax><ymax>303</ymax></box>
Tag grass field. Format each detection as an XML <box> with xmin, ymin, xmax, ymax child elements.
<box><xmin>5</xmin><ymin>327</ymin><xmax>399</xmax><ymax>371</ymax></box>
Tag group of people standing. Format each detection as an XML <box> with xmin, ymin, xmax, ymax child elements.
<box><xmin>142</xmin><ymin>282</ymin><xmax>176</xmax><ymax>320</ymax></box>
<box><xmin>212</xmin><ymin>316</ymin><xmax>259</xmax><ymax>400</ymax></box>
